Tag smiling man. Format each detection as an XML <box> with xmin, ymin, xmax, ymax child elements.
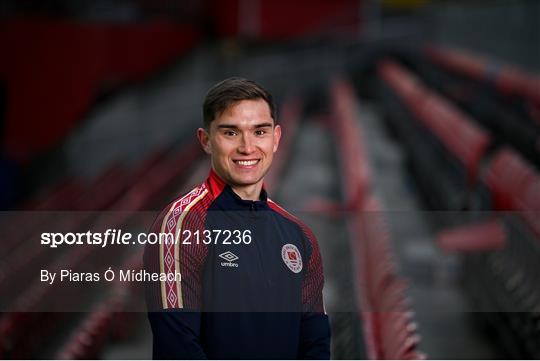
<box><xmin>144</xmin><ymin>77</ymin><xmax>331</xmax><ymax>359</ymax></box>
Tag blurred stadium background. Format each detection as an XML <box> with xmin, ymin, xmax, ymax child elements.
<box><xmin>0</xmin><ymin>0</ymin><xmax>539</xmax><ymax>359</ymax></box>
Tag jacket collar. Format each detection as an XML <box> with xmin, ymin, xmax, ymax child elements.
<box><xmin>205</xmin><ymin>168</ymin><xmax>269</xmax><ymax>210</ymax></box>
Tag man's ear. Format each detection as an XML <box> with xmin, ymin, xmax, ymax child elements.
<box><xmin>272</xmin><ymin>124</ymin><xmax>282</xmax><ymax>153</ymax></box>
<box><xmin>197</xmin><ymin>128</ymin><xmax>212</xmax><ymax>155</ymax></box>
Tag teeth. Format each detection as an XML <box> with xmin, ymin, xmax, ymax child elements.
<box><xmin>236</xmin><ymin>160</ymin><xmax>258</xmax><ymax>166</ymax></box>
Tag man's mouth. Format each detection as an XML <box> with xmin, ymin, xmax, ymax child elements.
<box><xmin>233</xmin><ymin>159</ymin><xmax>260</xmax><ymax>167</ymax></box>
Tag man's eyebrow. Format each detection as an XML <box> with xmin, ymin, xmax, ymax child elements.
<box><xmin>216</xmin><ymin>123</ymin><xmax>273</xmax><ymax>129</ymax></box>
<box><xmin>217</xmin><ymin>124</ymin><xmax>239</xmax><ymax>129</ymax></box>
<box><xmin>254</xmin><ymin>123</ymin><xmax>273</xmax><ymax>128</ymax></box>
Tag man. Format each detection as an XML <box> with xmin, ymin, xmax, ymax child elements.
<box><xmin>144</xmin><ymin>77</ymin><xmax>331</xmax><ymax>359</ymax></box>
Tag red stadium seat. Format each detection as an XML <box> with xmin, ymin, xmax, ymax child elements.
<box><xmin>331</xmin><ymin>76</ymin><xmax>423</xmax><ymax>359</ymax></box>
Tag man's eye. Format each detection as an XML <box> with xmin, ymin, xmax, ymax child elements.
<box><xmin>224</xmin><ymin>130</ymin><xmax>237</xmax><ymax>136</ymax></box>
<box><xmin>255</xmin><ymin>130</ymin><xmax>267</xmax><ymax>136</ymax></box>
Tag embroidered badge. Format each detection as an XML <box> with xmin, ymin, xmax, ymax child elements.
<box><xmin>281</xmin><ymin>244</ymin><xmax>302</xmax><ymax>273</ymax></box>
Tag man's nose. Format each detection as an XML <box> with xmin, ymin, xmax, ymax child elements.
<box><xmin>238</xmin><ymin>134</ymin><xmax>256</xmax><ymax>154</ymax></box>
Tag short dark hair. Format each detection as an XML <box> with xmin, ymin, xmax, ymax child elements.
<box><xmin>203</xmin><ymin>77</ymin><xmax>276</xmax><ymax>129</ymax></box>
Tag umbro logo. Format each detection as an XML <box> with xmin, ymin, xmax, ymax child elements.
<box><xmin>219</xmin><ymin>251</ymin><xmax>239</xmax><ymax>268</ymax></box>
<box><xmin>219</xmin><ymin>251</ymin><xmax>239</xmax><ymax>262</ymax></box>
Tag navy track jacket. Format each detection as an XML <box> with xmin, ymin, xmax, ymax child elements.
<box><xmin>144</xmin><ymin>169</ymin><xmax>331</xmax><ymax>359</ymax></box>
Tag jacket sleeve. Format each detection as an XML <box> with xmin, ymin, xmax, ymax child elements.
<box><xmin>144</xmin><ymin>196</ymin><xmax>209</xmax><ymax>359</ymax></box>
<box><xmin>299</xmin><ymin>226</ymin><xmax>331</xmax><ymax>359</ymax></box>
<box><xmin>299</xmin><ymin>312</ymin><xmax>331</xmax><ymax>359</ymax></box>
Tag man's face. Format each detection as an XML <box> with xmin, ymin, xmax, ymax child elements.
<box><xmin>197</xmin><ymin>99</ymin><xmax>281</xmax><ymax>191</ymax></box>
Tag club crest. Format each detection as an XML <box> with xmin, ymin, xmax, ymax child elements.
<box><xmin>281</xmin><ymin>244</ymin><xmax>302</xmax><ymax>273</ymax></box>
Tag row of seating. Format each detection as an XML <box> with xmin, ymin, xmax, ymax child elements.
<box><xmin>377</xmin><ymin>51</ymin><xmax>540</xmax><ymax>358</ymax></box>
<box><xmin>331</xmin><ymin>77</ymin><xmax>424</xmax><ymax>359</ymax></box>
<box><xmin>466</xmin><ymin>147</ymin><xmax>540</xmax><ymax>358</ymax></box>
<box><xmin>462</xmin><ymin>216</ymin><xmax>540</xmax><ymax>358</ymax></box>
<box><xmin>378</xmin><ymin>60</ymin><xmax>491</xmax><ymax>186</ymax></box>
<box><xmin>0</xmin><ymin>164</ymin><xmax>131</xmax><ymax>304</ymax></box>
<box><xmin>0</xmin><ymin>146</ymin><xmax>173</xmax><ymax>310</ymax></box>
<box><xmin>0</xmin><ymin>141</ymin><xmax>204</xmax><ymax>358</ymax></box>
<box><xmin>1</xmin><ymin>178</ymin><xmax>85</xmax><ymax>257</ymax></box>
<box><xmin>412</xmin><ymin>48</ymin><xmax>540</xmax><ymax>167</ymax></box>
<box><xmin>55</xmin><ymin>252</ymin><xmax>144</xmax><ymax>360</ymax></box>
<box><xmin>378</xmin><ymin>56</ymin><xmax>539</xmax><ymax>228</ymax></box>
<box><xmin>483</xmin><ymin>148</ymin><xmax>540</xmax><ymax>236</ymax></box>
<box><xmin>423</xmin><ymin>45</ymin><xmax>540</xmax><ymax>108</ymax></box>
